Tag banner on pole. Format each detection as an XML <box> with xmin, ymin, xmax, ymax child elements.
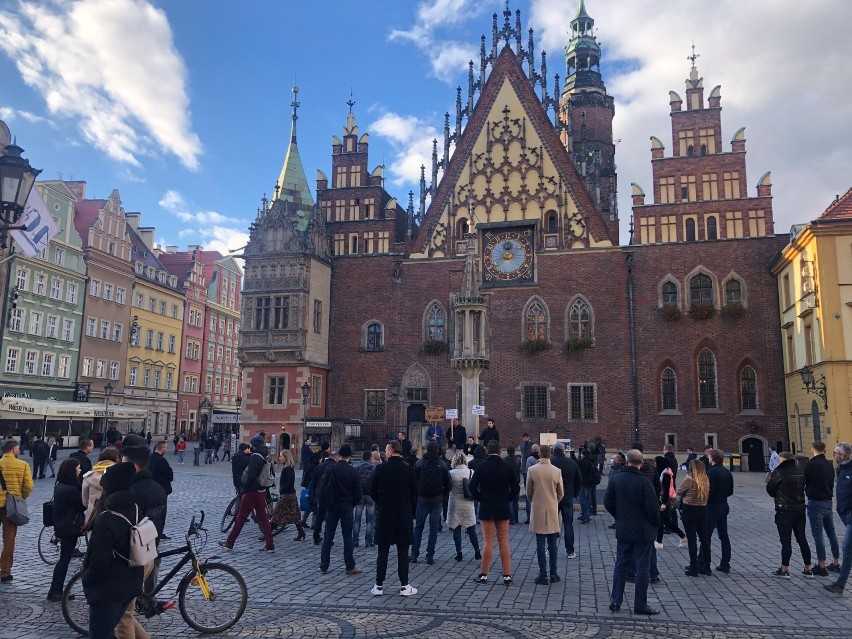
<box><xmin>11</xmin><ymin>187</ymin><xmax>60</xmax><ymax>258</ymax></box>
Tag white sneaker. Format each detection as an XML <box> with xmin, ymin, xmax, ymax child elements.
<box><xmin>566</xmin><ymin>552</ymin><xmax>577</xmax><ymax>559</ymax></box>
<box><xmin>370</xmin><ymin>584</ymin><xmax>383</xmax><ymax>596</ymax></box>
<box><xmin>654</xmin><ymin>542</ymin><xmax>664</xmax><ymax>550</ymax></box>
<box><xmin>678</xmin><ymin>538</ymin><xmax>688</xmax><ymax>548</ymax></box>
<box><xmin>399</xmin><ymin>584</ymin><xmax>418</xmax><ymax>596</ymax></box>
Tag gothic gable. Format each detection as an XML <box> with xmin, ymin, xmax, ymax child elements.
<box><xmin>411</xmin><ymin>47</ymin><xmax>614</xmax><ymax>258</ymax></box>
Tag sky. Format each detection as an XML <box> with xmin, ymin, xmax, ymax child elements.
<box><xmin>1</xmin><ymin>0</ymin><xmax>851</xmax><ymax>257</ymax></box>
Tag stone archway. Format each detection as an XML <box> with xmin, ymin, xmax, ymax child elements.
<box><xmin>740</xmin><ymin>435</ymin><xmax>767</xmax><ymax>472</ymax></box>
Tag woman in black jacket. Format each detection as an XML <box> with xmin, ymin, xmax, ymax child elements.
<box><xmin>82</xmin><ymin>462</ymin><xmax>144</xmax><ymax>639</ymax></box>
<box><xmin>47</xmin><ymin>459</ymin><xmax>86</xmax><ymax>601</ymax></box>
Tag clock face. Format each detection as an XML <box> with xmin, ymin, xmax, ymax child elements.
<box><xmin>483</xmin><ymin>228</ymin><xmax>534</xmax><ymax>284</ymax></box>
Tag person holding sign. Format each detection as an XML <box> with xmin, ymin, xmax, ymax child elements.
<box><xmin>446</xmin><ymin>420</ymin><xmax>466</xmax><ymax>451</ymax></box>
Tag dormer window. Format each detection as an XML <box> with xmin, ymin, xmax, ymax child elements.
<box><xmin>135</xmin><ymin>262</ymin><xmax>143</xmax><ymax>275</ymax></box>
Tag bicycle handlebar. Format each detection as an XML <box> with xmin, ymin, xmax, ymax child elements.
<box><xmin>185</xmin><ymin>511</ymin><xmax>206</xmax><ymax>539</ymax></box>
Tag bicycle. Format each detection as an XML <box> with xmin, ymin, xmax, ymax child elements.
<box><xmin>38</xmin><ymin>526</ymin><xmax>85</xmax><ymax>565</ymax></box>
<box><xmin>62</xmin><ymin>511</ymin><xmax>248</xmax><ymax>635</ymax></box>
<box><xmin>220</xmin><ymin>490</ymin><xmax>286</xmax><ymax>537</ymax></box>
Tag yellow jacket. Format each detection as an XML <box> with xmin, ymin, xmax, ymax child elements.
<box><xmin>0</xmin><ymin>452</ymin><xmax>33</xmax><ymax>508</ymax></box>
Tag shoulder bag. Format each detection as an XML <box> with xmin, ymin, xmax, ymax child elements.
<box><xmin>0</xmin><ymin>468</ymin><xmax>30</xmax><ymax>526</ymax></box>
<box><xmin>462</xmin><ymin>469</ymin><xmax>474</xmax><ymax>500</ymax></box>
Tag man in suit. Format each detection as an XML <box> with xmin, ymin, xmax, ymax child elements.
<box><xmin>604</xmin><ymin>449</ymin><xmax>661</xmax><ymax>615</ymax></box>
<box><xmin>469</xmin><ymin>440</ymin><xmax>519</xmax><ymax>585</ymax></box>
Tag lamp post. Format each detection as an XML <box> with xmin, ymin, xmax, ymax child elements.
<box><xmin>0</xmin><ymin>142</ymin><xmax>42</xmax><ymax>248</ymax></box>
<box><xmin>300</xmin><ymin>381</ymin><xmax>311</xmax><ymax>454</ymax></box>
<box><xmin>103</xmin><ymin>382</ymin><xmax>113</xmax><ymax>434</ymax></box>
<box><xmin>387</xmin><ymin>379</ymin><xmax>401</xmax><ymax>438</ymax></box>
<box><xmin>800</xmin><ymin>365</ymin><xmax>828</xmax><ymax>409</ymax></box>
<box><xmin>235</xmin><ymin>396</ymin><xmax>242</xmax><ymax>435</ymax></box>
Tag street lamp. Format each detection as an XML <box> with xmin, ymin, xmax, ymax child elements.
<box><xmin>235</xmin><ymin>396</ymin><xmax>242</xmax><ymax>435</ymax></box>
<box><xmin>301</xmin><ymin>382</ymin><xmax>311</xmax><ymax>414</ymax></box>
<box><xmin>800</xmin><ymin>365</ymin><xmax>828</xmax><ymax>409</ymax></box>
<box><xmin>0</xmin><ymin>142</ymin><xmax>42</xmax><ymax>249</ymax></box>
<box><xmin>103</xmin><ymin>382</ymin><xmax>113</xmax><ymax>433</ymax></box>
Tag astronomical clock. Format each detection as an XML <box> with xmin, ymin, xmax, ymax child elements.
<box><xmin>482</xmin><ymin>225</ymin><xmax>535</xmax><ymax>287</ymax></box>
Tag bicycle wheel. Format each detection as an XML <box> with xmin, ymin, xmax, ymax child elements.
<box><xmin>38</xmin><ymin>526</ymin><xmax>60</xmax><ymax>565</ymax></box>
<box><xmin>62</xmin><ymin>571</ymin><xmax>89</xmax><ymax>636</ymax></box>
<box><xmin>178</xmin><ymin>562</ymin><xmax>247</xmax><ymax>634</ymax></box>
<box><xmin>220</xmin><ymin>495</ymin><xmax>239</xmax><ymax>533</ymax></box>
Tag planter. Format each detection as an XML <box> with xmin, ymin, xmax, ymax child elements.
<box><xmin>420</xmin><ymin>339</ymin><xmax>448</xmax><ymax>355</ymax></box>
<box><xmin>563</xmin><ymin>337</ymin><xmax>594</xmax><ymax>356</ymax></box>
<box><xmin>659</xmin><ymin>305</ymin><xmax>682</xmax><ymax>322</ymax></box>
<box><xmin>520</xmin><ymin>338</ymin><xmax>552</xmax><ymax>355</ymax></box>
<box><xmin>689</xmin><ymin>303</ymin><xmax>716</xmax><ymax>320</ymax></box>
<box><xmin>720</xmin><ymin>302</ymin><xmax>746</xmax><ymax>319</ymax></box>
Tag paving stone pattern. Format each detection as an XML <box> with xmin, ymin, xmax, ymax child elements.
<box><xmin>2</xmin><ymin>451</ymin><xmax>850</xmax><ymax>638</ymax></box>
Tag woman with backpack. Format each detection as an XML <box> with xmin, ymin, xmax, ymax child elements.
<box><xmin>655</xmin><ymin>456</ymin><xmax>686</xmax><ymax>549</ymax></box>
<box><xmin>46</xmin><ymin>459</ymin><xmax>86</xmax><ymax>602</ymax></box>
<box><xmin>271</xmin><ymin>450</ymin><xmax>305</xmax><ymax>541</ymax></box>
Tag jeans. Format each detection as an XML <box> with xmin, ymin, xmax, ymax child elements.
<box><xmin>452</xmin><ymin>525</ymin><xmax>480</xmax><ymax>554</ymax></box>
<box><xmin>205</xmin><ymin>449</ymin><xmax>214</xmax><ymax>464</ymax></box>
<box><xmin>611</xmin><ymin>540</ymin><xmax>652</xmax><ymax>608</ymax></box>
<box><xmin>807</xmin><ymin>500</ymin><xmax>840</xmax><ymax>562</ymax></box>
<box><xmin>774</xmin><ymin>509</ymin><xmax>811</xmax><ymax>567</ymax></box>
<box><xmin>89</xmin><ymin>599</ymin><xmax>131</xmax><ymax>639</ymax></box>
<box><xmin>177</xmin><ymin>450</ymin><xmax>185</xmax><ymax>464</ymax></box>
<box><xmin>46</xmin><ymin>458</ymin><xmax>55</xmax><ymax>476</ymax></box>
<box><xmin>627</xmin><ymin>545</ymin><xmax>659</xmax><ymax>580</ymax></box>
<box><xmin>48</xmin><ymin>535</ymin><xmax>77</xmax><ymax>596</ymax></box>
<box><xmin>558</xmin><ymin>499</ymin><xmax>575</xmax><ymax>554</ymax></box>
<box><xmin>376</xmin><ymin>543</ymin><xmax>409</xmax><ymax>587</ymax></box>
<box><xmin>681</xmin><ymin>504</ymin><xmax>710</xmax><ymax>569</ymax></box>
<box><xmin>353</xmin><ymin>495</ymin><xmax>375</xmax><ymax>545</ymax></box>
<box><xmin>321</xmin><ymin>503</ymin><xmax>356</xmax><ymax>571</ymax></box>
<box><xmin>835</xmin><ymin>511</ymin><xmax>851</xmax><ymax>588</ymax></box>
<box><xmin>536</xmin><ymin>533</ymin><xmax>559</xmax><ymax>576</ymax></box>
<box><xmin>579</xmin><ymin>487</ymin><xmax>592</xmax><ymax>520</ymax></box>
<box><xmin>509</xmin><ymin>495</ymin><xmax>519</xmax><ymax>524</ymax></box>
<box><xmin>226</xmin><ymin>490</ymin><xmax>273</xmax><ymax>547</ymax></box>
<box><xmin>410</xmin><ymin>499</ymin><xmax>442</xmax><ymax>559</ymax></box>
<box><xmin>480</xmin><ymin>519</ymin><xmax>511</xmax><ymax>576</ymax></box>
<box><xmin>706</xmin><ymin>502</ymin><xmax>731</xmax><ymax>569</ymax></box>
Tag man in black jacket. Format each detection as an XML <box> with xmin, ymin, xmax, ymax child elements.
<box><xmin>221</xmin><ymin>445</ymin><xmax>274</xmax><ymax>551</ymax></box>
<box><xmin>706</xmin><ymin>449</ymin><xmax>734</xmax><ymax>573</ymax></box>
<box><xmin>231</xmin><ymin>444</ymin><xmax>251</xmax><ymax>493</ymax></box>
<box><xmin>551</xmin><ymin>443</ymin><xmax>582</xmax><ymax>558</ymax></box>
<box><xmin>767</xmin><ymin>451</ymin><xmax>813</xmax><ymax>578</ymax></box>
<box><xmin>477</xmin><ymin>418</ymin><xmax>499</xmax><ymax>446</ymax></box>
<box><xmin>825</xmin><ymin>442</ymin><xmax>852</xmax><ymax>595</ymax></box>
<box><xmin>29</xmin><ymin>436</ymin><xmax>49</xmax><ymax>479</ymax></box>
<box><xmin>150</xmin><ymin>441</ymin><xmax>174</xmax><ymax>540</ymax></box>
<box><xmin>804</xmin><ymin>441</ymin><xmax>841</xmax><ymax>576</ymax></box>
<box><xmin>446</xmin><ymin>421</ymin><xmax>466</xmax><ymax>451</ymax></box>
<box><xmin>319</xmin><ymin>445</ymin><xmax>363</xmax><ymax>576</ymax></box>
<box><xmin>309</xmin><ymin>452</ymin><xmax>337</xmax><ymax>544</ymax></box>
<box><xmin>604</xmin><ymin>449</ymin><xmax>661</xmax><ymax>615</ymax></box>
<box><xmin>410</xmin><ymin>443</ymin><xmax>450</xmax><ymax>564</ymax></box>
<box><xmin>70</xmin><ymin>438</ymin><xmax>93</xmax><ymax>476</ymax></box>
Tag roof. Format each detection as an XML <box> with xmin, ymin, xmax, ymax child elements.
<box><xmin>814</xmin><ymin>188</ymin><xmax>852</xmax><ymax>222</ymax></box>
<box><xmin>73</xmin><ymin>199</ymin><xmax>107</xmax><ymax>242</ymax></box>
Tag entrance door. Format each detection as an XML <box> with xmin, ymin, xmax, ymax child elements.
<box><xmin>406</xmin><ymin>404</ymin><xmax>426</xmax><ymax>434</ymax></box>
<box><xmin>741</xmin><ymin>437</ymin><xmax>765</xmax><ymax>472</ymax></box>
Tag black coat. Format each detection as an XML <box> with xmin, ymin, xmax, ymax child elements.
<box><xmin>30</xmin><ymin>440</ymin><xmax>49</xmax><ymax>459</ymax></box>
<box><xmin>551</xmin><ymin>451</ymin><xmax>582</xmax><ymax>499</ymax></box>
<box><xmin>767</xmin><ymin>458</ymin><xmax>806</xmax><ymax>512</ymax></box>
<box><xmin>469</xmin><ymin>455</ymin><xmax>519</xmax><ymax>521</ymax></box>
<box><xmin>446</xmin><ymin>424</ymin><xmax>467</xmax><ymax>449</ymax></box>
<box><xmin>371</xmin><ymin>456</ymin><xmax>417</xmax><ymax>546</ymax></box>
<box><xmin>232</xmin><ymin>452</ymin><xmax>251</xmax><ymax>490</ymax></box>
<box><xmin>804</xmin><ymin>454</ymin><xmax>835</xmax><ymax>501</ymax></box>
<box><xmin>81</xmin><ymin>489</ymin><xmax>144</xmax><ymax>605</ymax></box>
<box><xmin>326</xmin><ymin>459</ymin><xmax>363</xmax><ymax>505</ymax></box>
<box><xmin>707</xmin><ymin>463</ymin><xmax>734</xmax><ymax>505</ymax></box>
<box><xmin>604</xmin><ymin>466</ymin><xmax>660</xmax><ymax>544</ymax></box>
<box><xmin>70</xmin><ymin>450</ymin><xmax>92</xmax><ymax>475</ymax></box>
<box><xmin>149</xmin><ymin>451</ymin><xmax>174</xmax><ymax>496</ymax></box>
<box><xmin>48</xmin><ymin>443</ymin><xmax>58</xmax><ymax>461</ymax></box>
<box><xmin>478</xmin><ymin>426</ymin><xmax>500</xmax><ymax>445</ymax></box>
<box><xmin>53</xmin><ymin>478</ymin><xmax>85</xmax><ymax>537</ymax></box>
<box><xmin>128</xmin><ymin>471</ymin><xmax>167</xmax><ymax>536</ymax></box>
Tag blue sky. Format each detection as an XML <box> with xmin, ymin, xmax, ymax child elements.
<box><xmin>1</xmin><ymin>0</ymin><xmax>851</xmax><ymax>255</ymax></box>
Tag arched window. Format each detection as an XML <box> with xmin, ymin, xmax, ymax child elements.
<box><xmin>366</xmin><ymin>323</ymin><xmax>383</xmax><ymax>351</ymax></box>
<box><xmin>741</xmin><ymin>366</ymin><xmax>757</xmax><ymax>410</ymax></box>
<box><xmin>697</xmin><ymin>348</ymin><xmax>717</xmax><ymax>409</ymax></box>
<box><xmin>424</xmin><ymin>302</ymin><xmax>446</xmax><ymax>342</ymax></box>
<box><xmin>725</xmin><ymin>279</ymin><xmax>742</xmax><ymax>305</ymax></box>
<box><xmin>546</xmin><ymin>212</ymin><xmax>558</xmax><ymax>233</ymax></box>
<box><xmin>707</xmin><ymin>217</ymin><xmax>718</xmax><ymax>240</ymax></box>
<box><xmin>662</xmin><ymin>281</ymin><xmax>678</xmax><ymax>308</ymax></box>
<box><xmin>457</xmin><ymin>217</ymin><xmax>469</xmax><ymax>237</ymax></box>
<box><xmin>685</xmin><ymin>218</ymin><xmax>696</xmax><ymax>242</ymax></box>
<box><xmin>690</xmin><ymin>274</ymin><xmax>713</xmax><ymax>306</ymax></box>
<box><xmin>661</xmin><ymin>367</ymin><xmax>677</xmax><ymax>410</ymax></box>
<box><xmin>524</xmin><ymin>298</ymin><xmax>548</xmax><ymax>342</ymax></box>
<box><xmin>568</xmin><ymin>297</ymin><xmax>592</xmax><ymax>340</ymax></box>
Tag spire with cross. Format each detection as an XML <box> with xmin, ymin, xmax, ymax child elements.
<box><xmin>346</xmin><ymin>88</ymin><xmax>355</xmax><ymax>114</ymax></box>
<box><xmin>290</xmin><ymin>86</ymin><xmax>300</xmax><ymax>143</ymax></box>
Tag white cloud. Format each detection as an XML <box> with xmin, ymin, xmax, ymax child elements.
<box><xmin>370</xmin><ymin>112</ymin><xmax>441</xmax><ymax>187</ymax></box>
<box><xmin>389</xmin><ymin>0</ymin><xmax>488</xmax><ymax>82</ymax></box>
<box><xmin>0</xmin><ymin>0</ymin><xmax>201</xmax><ymax>170</ymax></box>
<box><xmin>528</xmin><ymin>0</ymin><xmax>852</xmax><ymax>234</ymax></box>
<box><xmin>159</xmin><ymin>190</ymin><xmax>248</xmax><ymax>255</ymax></box>
<box><xmin>0</xmin><ymin>105</ymin><xmax>50</xmax><ymax>124</ymax></box>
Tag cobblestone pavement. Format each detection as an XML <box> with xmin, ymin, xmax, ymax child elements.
<box><xmin>3</xmin><ymin>449</ymin><xmax>850</xmax><ymax>638</ymax></box>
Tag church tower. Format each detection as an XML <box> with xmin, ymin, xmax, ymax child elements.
<box><xmin>560</xmin><ymin>0</ymin><xmax>618</xmax><ymax>236</ymax></box>
<box><xmin>238</xmin><ymin>87</ymin><xmax>331</xmax><ymax>444</ymax></box>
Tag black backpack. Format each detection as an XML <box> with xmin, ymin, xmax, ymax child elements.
<box><xmin>317</xmin><ymin>468</ymin><xmax>338</xmax><ymax>509</ymax></box>
<box><xmin>357</xmin><ymin>462</ymin><xmax>374</xmax><ymax>495</ymax></box>
<box><xmin>418</xmin><ymin>458</ymin><xmax>444</xmax><ymax>497</ymax></box>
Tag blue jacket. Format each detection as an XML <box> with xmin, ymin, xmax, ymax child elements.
<box><xmin>604</xmin><ymin>466</ymin><xmax>659</xmax><ymax>544</ymax></box>
<box><xmin>837</xmin><ymin>460</ymin><xmax>852</xmax><ymax>518</ymax></box>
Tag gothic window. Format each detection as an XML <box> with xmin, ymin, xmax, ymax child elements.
<box><xmin>697</xmin><ymin>348</ymin><xmax>718</xmax><ymax>409</ymax></box>
<box><xmin>456</xmin><ymin>218</ymin><xmax>469</xmax><ymax>237</ymax></box>
<box><xmin>740</xmin><ymin>366</ymin><xmax>758</xmax><ymax>410</ymax></box>
<box><xmin>706</xmin><ymin>216</ymin><xmax>718</xmax><ymax>240</ymax></box>
<box><xmin>273</xmin><ymin>296</ymin><xmax>290</xmax><ymax>329</ymax></box>
<box><xmin>567</xmin><ymin>296</ymin><xmax>593</xmax><ymax>341</ymax></box>
<box><xmin>546</xmin><ymin>212</ymin><xmax>558</xmax><ymax>233</ymax></box>
<box><xmin>254</xmin><ymin>297</ymin><xmax>271</xmax><ymax>329</ymax></box>
<box><xmin>363</xmin><ymin>322</ymin><xmax>383</xmax><ymax>352</ymax></box>
<box><xmin>662</xmin><ymin>282</ymin><xmax>679</xmax><ymax>308</ymax></box>
<box><xmin>524</xmin><ymin>298</ymin><xmax>548</xmax><ymax>342</ymax></box>
<box><xmin>661</xmin><ymin>367</ymin><xmax>677</xmax><ymax>410</ymax></box>
<box><xmin>725</xmin><ymin>279</ymin><xmax>742</xmax><ymax>305</ymax></box>
<box><xmin>690</xmin><ymin>274</ymin><xmax>713</xmax><ymax>306</ymax></box>
<box><xmin>685</xmin><ymin>218</ymin><xmax>696</xmax><ymax>242</ymax></box>
<box><xmin>424</xmin><ymin>302</ymin><xmax>446</xmax><ymax>342</ymax></box>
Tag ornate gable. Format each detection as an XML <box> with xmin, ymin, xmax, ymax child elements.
<box><xmin>411</xmin><ymin>47</ymin><xmax>614</xmax><ymax>259</ymax></box>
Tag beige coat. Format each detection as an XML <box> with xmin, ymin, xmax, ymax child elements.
<box><xmin>526</xmin><ymin>458</ymin><xmax>564</xmax><ymax>534</ymax></box>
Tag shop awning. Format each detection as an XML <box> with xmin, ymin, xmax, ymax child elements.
<box><xmin>0</xmin><ymin>397</ymin><xmax>148</xmax><ymax>419</ymax></box>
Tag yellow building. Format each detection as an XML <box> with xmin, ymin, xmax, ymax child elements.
<box><xmin>772</xmin><ymin>188</ymin><xmax>852</xmax><ymax>451</ymax></box>
<box><xmin>124</xmin><ymin>215</ymin><xmax>185</xmax><ymax>435</ymax></box>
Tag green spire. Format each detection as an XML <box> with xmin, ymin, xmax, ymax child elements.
<box><xmin>575</xmin><ymin>0</ymin><xmax>590</xmax><ymax>20</ymax></box>
<box><xmin>275</xmin><ymin>86</ymin><xmax>314</xmax><ymax>208</ymax></box>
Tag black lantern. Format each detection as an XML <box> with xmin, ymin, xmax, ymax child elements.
<box><xmin>301</xmin><ymin>381</ymin><xmax>311</xmax><ymax>405</ymax></box>
<box><xmin>0</xmin><ymin>143</ymin><xmax>41</xmax><ymax>249</ymax></box>
<box><xmin>103</xmin><ymin>382</ymin><xmax>114</xmax><ymax>432</ymax></box>
<box><xmin>235</xmin><ymin>396</ymin><xmax>242</xmax><ymax>408</ymax></box>
<box><xmin>800</xmin><ymin>365</ymin><xmax>828</xmax><ymax>409</ymax></box>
